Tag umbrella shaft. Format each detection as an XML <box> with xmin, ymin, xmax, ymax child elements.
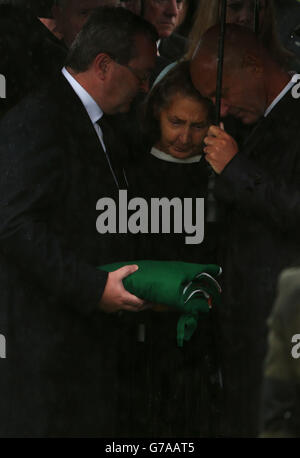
<box><xmin>215</xmin><ymin>0</ymin><xmax>227</xmax><ymax>126</ymax></box>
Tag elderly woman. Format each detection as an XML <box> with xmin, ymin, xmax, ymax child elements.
<box><xmin>124</xmin><ymin>62</ymin><xmax>220</xmax><ymax>437</ymax></box>
<box><xmin>128</xmin><ymin>60</ymin><xmax>218</xmax><ymax>262</ymax></box>
<box><xmin>128</xmin><ymin>60</ymin><xmax>218</xmax><ymax>264</ymax></box>
<box><xmin>134</xmin><ymin>62</ymin><xmax>213</xmax><ymax>196</ymax></box>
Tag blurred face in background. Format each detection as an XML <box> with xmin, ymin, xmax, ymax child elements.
<box><xmin>53</xmin><ymin>0</ymin><xmax>118</xmax><ymax>47</ymax></box>
<box><xmin>226</xmin><ymin>0</ymin><xmax>266</xmax><ymax>30</ymax></box>
<box><xmin>118</xmin><ymin>0</ymin><xmax>142</xmax><ymax>15</ymax></box>
<box><xmin>39</xmin><ymin>17</ymin><xmax>63</xmax><ymax>39</ymax></box>
<box><xmin>143</xmin><ymin>0</ymin><xmax>184</xmax><ymax>38</ymax></box>
<box><xmin>156</xmin><ymin>93</ymin><xmax>210</xmax><ymax>159</ymax></box>
<box><xmin>175</xmin><ymin>0</ymin><xmax>188</xmax><ymax>30</ymax></box>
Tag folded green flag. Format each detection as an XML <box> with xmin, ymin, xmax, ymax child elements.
<box><xmin>98</xmin><ymin>261</ymin><xmax>222</xmax><ymax>347</ymax></box>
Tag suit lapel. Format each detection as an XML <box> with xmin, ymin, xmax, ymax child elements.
<box><xmin>242</xmin><ymin>115</ymin><xmax>272</xmax><ymax>158</ymax></box>
<box><xmin>56</xmin><ymin>76</ymin><xmax>123</xmax><ymax>187</ymax></box>
<box><xmin>240</xmin><ymin>90</ymin><xmax>299</xmax><ymax>177</ymax></box>
<box><xmin>53</xmin><ymin>74</ymin><xmax>128</xmax><ymax>189</ymax></box>
<box><xmin>100</xmin><ymin>117</ymin><xmax>128</xmax><ymax>189</ymax></box>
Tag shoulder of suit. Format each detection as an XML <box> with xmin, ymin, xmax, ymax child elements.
<box><xmin>0</xmin><ymin>75</ymin><xmax>79</xmax><ymax>130</ymax></box>
<box><xmin>170</xmin><ymin>33</ymin><xmax>187</xmax><ymax>46</ymax></box>
<box><xmin>0</xmin><ymin>5</ymin><xmax>39</xmax><ymax>36</ymax></box>
<box><xmin>269</xmin><ymin>88</ymin><xmax>300</xmax><ymax>131</ymax></box>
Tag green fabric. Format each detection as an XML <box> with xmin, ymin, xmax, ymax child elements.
<box><xmin>98</xmin><ymin>260</ymin><xmax>222</xmax><ymax>347</ymax></box>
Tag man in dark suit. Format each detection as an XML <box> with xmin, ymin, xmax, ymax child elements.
<box><xmin>0</xmin><ymin>6</ymin><xmax>157</xmax><ymax>437</ymax></box>
<box><xmin>143</xmin><ymin>0</ymin><xmax>187</xmax><ymax>61</ymax></box>
<box><xmin>190</xmin><ymin>24</ymin><xmax>300</xmax><ymax>436</ymax></box>
<box><xmin>0</xmin><ymin>1</ymin><xmax>120</xmax><ymax>118</ymax></box>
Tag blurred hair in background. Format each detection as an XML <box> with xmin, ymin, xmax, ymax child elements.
<box><xmin>186</xmin><ymin>0</ymin><xmax>298</xmax><ymax>71</ymax></box>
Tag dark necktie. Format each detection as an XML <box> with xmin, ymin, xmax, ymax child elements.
<box><xmin>96</xmin><ymin>115</ymin><xmax>128</xmax><ymax>190</ymax></box>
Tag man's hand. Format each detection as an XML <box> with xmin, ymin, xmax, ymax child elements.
<box><xmin>203</xmin><ymin>123</ymin><xmax>238</xmax><ymax>174</ymax></box>
<box><xmin>99</xmin><ymin>265</ymin><xmax>146</xmax><ymax>314</ymax></box>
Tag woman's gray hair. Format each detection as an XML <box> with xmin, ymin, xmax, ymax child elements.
<box><xmin>143</xmin><ymin>61</ymin><xmax>215</xmax><ymax>145</ymax></box>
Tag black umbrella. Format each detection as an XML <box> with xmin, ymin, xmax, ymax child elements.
<box><xmin>207</xmin><ymin>0</ymin><xmax>227</xmax><ymax>223</ymax></box>
<box><xmin>254</xmin><ymin>0</ymin><xmax>260</xmax><ymax>34</ymax></box>
<box><xmin>215</xmin><ymin>0</ymin><xmax>227</xmax><ymax>126</ymax></box>
<box><xmin>206</xmin><ymin>0</ymin><xmax>227</xmax><ymax>437</ymax></box>
<box><xmin>215</xmin><ymin>0</ymin><xmax>260</xmax><ymax>124</ymax></box>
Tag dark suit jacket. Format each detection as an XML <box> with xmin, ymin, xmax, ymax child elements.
<box><xmin>159</xmin><ymin>33</ymin><xmax>187</xmax><ymax>61</ymax></box>
<box><xmin>0</xmin><ymin>5</ymin><xmax>66</xmax><ymax>117</ymax></box>
<box><xmin>214</xmin><ymin>89</ymin><xmax>300</xmax><ymax>436</ymax></box>
<box><xmin>0</xmin><ymin>74</ymin><xmax>136</xmax><ymax>437</ymax></box>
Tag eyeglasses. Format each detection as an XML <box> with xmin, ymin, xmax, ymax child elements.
<box><xmin>108</xmin><ymin>54</ymin><xmax>152</xmax><ymax>87</ymax></box>
<box><xmin>114</xmin><ymin>60</ymin><xmax>151</xmax><ymax>87</ymax></box>
<box><xmin>123</xmin><ymin>64</ymin><xmax>151</xmax><ymax>86</ymax></box>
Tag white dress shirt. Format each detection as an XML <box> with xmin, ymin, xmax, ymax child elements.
<box><xmin>62</xmin><ymin>67</ymin><xmax>123</xmax><ymax>188</ymax></box>
<box><xmin>62</xmin><ymin>67</ymin><xmax>107</xmax><ymax>152</ymax></box>
<box><xmin>156</xmin><ymin>39</ymin><xmax>161</xmax><ymax>56</ymax></box>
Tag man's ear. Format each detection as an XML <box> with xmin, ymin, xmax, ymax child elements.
<box><xmin>242</xmin><ymin>52</ymin><xmax>264</xmax><ymax>76</ymax></box>
<box><xmin>93</xmin><ymin>53</ymin><xmax>113</xmax><ymax>80</ymax></box>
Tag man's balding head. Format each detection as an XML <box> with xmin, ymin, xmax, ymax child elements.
<box><xmin>191</xmin><ymin>24</ymin><xmax>265</xmax><ymax>77</ymax></box>
<box><xmin>190</xmin><ymin>24</ymin><xmax>288</xmax><ymax>125</ymax></box>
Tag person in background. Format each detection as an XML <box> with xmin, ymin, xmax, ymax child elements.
<box><xmin>186</xmin><ymin>0</ymin><xmax>297</xmax><ymax>70</ymax></box>
<box><xmin>0</xmin><ymin>0</ymin><xmax>122</xmax><ymax>117</ymax></box>
<box><xmin>174</xmin><ymin>0</ymin><xmax>198</xmax><ymax>38</ymax></box>
<box><xmin>274</xmin><ymin>0</ymin><xmax>300</xmax><ymax>59</ymax></box>
<box><xmin>260</xmin><ymin>266</ymin><xmax>300</xmax><ymax>438</ymax></box>
<box><xmin>118</xmin><ymin>0</ymin><xmax>141</xmax><ymax>15</ymax></box>
<box><xmin>143</xmin><ymin>0</ymin><xmax>187</xmax><ymax>61</ymax></box>
<box><xmin>0</xmin><ymin>0</ymin><xmax>66</xmax><ymax>117</ymax></box>
<box><xmin>39</xmin><ymin>16</ymin><xmax>63</xmax><ymax>39</ymax></box>
<box><xmin>52</xmin><ymin>0</ymin><xmax>118</xmax><ymax>47</ymax></box>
